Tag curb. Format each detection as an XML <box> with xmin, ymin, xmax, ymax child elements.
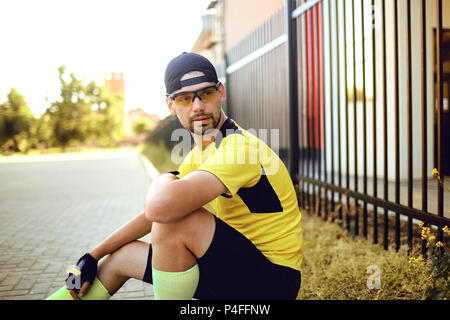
<box><xmin>138</xmin><ymin>154</ymin><xmax>160</xmax><ymax>180</ymax></box>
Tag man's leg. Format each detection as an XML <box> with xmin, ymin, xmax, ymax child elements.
<box><xmin>150</xmin><ymin>207</ymin><xmax>215</xmax><ymax>299</ymax></box>
<box><xmin>95</xmin><ymin>240</ymin><xmax>151</xmax><ymax>295</ymax></box>
<box><xmin>46</xmin><ymin>208</ymin><xmax>215</xmax><ymax>300</ymax></box>
<box><xmin>46</xmin><ymin>240</ymin><xmax>151</xmax><ymax>300</ymax></box>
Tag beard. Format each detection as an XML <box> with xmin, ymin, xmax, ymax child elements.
<box><xmin>187</xmin><ymin>112</ymin><xmax>221</xmax><ymax>136</ymax></box>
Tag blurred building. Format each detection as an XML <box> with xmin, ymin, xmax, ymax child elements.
<box><xmin>103</xmin><ymin>72</ymin><xmax>160</xmax><ymax>144</ymax></box>
<box><xmin>122</xmin><ymin>108</ymin><xmax>160</xmax><ymax>145</ymax></box>
<box><xmin>191</xmin><ymin>0</ymin><xmax>285</xmax><ymax>65</ymax></box>
<box><xmin>104</xmin><ymin>72</ymin><xmax>125</xmax><ymax>95</ymax></box>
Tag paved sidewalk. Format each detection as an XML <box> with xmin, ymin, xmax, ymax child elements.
<box><xmin>0</xmin><ymin>150</ymin><xmax>155</xmax><ymax>300</ymax></box>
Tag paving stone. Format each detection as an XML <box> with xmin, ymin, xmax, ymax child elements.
<box><xmin>30</xmin><ymin>282</ymin><xmax>51</xmax><ymax>294</ymax></box>
<box><xmin>30</xmin><ymin>261</ymin><xmax>49</xmax><ymax>271</ymax></box>
<box><xmin>8</xmin><ymin>293</ymin><xmax>46</xmax><ymax>300</ymax></box>
<box><xmin>0</xmin><ymin>289</ymin><xmax>29</xmax><ymax>297</ymax></box>
<box><xmin>45</xmin><ymin>263</ymin><xmax>64</xmax><ymax>274</ymax></box>
<box><xmin>0</xmin><ymin>275</ymin><xmax>22</xmax><ymax>286</ymax></box>
<box><xmin>0</xmin><ymin>285</ymin><xmax>13</xmax><ymax>292</ymax></box>
<box><xmin>14</xmin><ymin>279</ymin><xmax>35</xmax><ymax>290</ymax></box>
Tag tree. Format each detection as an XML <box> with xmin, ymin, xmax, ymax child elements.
<box><xmin>30</xmin><ymin>112</ymin><xmax>53</xmax><ymax>149</ymax></box>
<box><xmin>42</xmin><ymin>66</ymin><xmax>125</xmax><ymax>150</ymax></box>
<box><xmin>46</xmin><ymin>66</ymin><xmax>97</xmax><ymax>149</ymax></box>
<box><xmin>0</xmin><ymin>88</ymin><xmax>34</xmax><ymax>152</ymax></box>
<box><xmin>133</xmin><ymin>117</ymin><xmax>154</xmax><ymax>136</ymax></box>
<box><xmin>92</xmin><ymin>86</ymin><xmax>125</xmax><ymax>147</ymax></box>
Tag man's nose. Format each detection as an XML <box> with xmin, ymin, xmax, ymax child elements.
<box><xmin>191</xmin><ymin>95</ymin><xmax>205</xmax><ymax>112</ymax></box>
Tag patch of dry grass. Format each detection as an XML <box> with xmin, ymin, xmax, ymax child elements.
<box><xmin>297</xmin><ymin>212</ymin><xmax>438</xmax><ymax>300</ymax></box>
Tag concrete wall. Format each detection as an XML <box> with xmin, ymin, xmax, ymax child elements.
<box><xmin>223</xmin><ymin>0</ymin><xmax>285</xmax><ymax>52</ymax></box>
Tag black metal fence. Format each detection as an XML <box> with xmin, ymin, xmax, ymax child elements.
<box><xmin>218</xmin><ymin>0</ymin><xmax>450</xmax><ymax>253</ymax></box>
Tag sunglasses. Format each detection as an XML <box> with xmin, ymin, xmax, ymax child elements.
<box><xmin>166</xmin><ymin>82</ymin><xmax>221</xmax><ymax>107</ymax></box>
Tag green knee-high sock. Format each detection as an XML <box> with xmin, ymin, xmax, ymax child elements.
<box><xmin>152</xmin><ymin>264</ymin><xmax>199</xmax><ymax>300</ymax></box>
<box><xmin>45</xmin><ymin>277</ymin><xmax>111</xmax><ymax>300</ymax></box>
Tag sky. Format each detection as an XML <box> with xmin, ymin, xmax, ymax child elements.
<box><xmin>0</xmin><ymin>0</ymin><xmax>213</xmax><ymax>119</ymax></box>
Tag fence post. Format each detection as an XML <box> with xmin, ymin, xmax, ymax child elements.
<box><xmin>436</xmin><ymin>0</ymin><xmax>444</xmax><ymax>243</ymax></box>
<box><xmin>286</xmin><ymin>0</ymin><xmax>299</xmax><ymax>186</ymax></box>
<box><xmin>224</xmin><ymin>53</ymin><xmax>232</xmax><ymax>118</ymax></box>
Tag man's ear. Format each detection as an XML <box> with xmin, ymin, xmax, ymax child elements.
<box><xmin>166</xmin><ymin>97</ymin><xmax>177</xmax><ymax>115</ymax></box>
<box><xmin>219</xmin><ymin>84</ymin><xmax>226</xmax><ymax>103</ymax></box>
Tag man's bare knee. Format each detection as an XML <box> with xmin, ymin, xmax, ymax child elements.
<box><xmin>152</xmin><ymin>207</ymin><xmax>211</xmax><ymax>237</ymax></box>
<box><xmin>151</xmin><ymin>208</ymin><xmax>215</xmax><ymax>259</ymax></box>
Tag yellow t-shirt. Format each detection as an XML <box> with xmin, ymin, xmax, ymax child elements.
<box><xmin>178</xmin><ymin>119</ymin><xmax>303</xmax><ymax>271</ymax></box>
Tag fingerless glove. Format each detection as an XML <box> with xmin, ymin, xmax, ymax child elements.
<box><xmin>65</xmin><ymin>253</ymin><xmax>98</xmax><ymax>291</ymax></box>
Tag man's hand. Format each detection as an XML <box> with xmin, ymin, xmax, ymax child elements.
<box><xmin>65</xmin><ymin>253</ymin><xmax>98</xmax><ymax>300</ymax></box>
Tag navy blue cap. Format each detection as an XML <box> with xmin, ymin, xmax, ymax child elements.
<box><xmin>164</xmin><ymin>52</ymin><xmax>218</xmax><ymax>94</ymax></box>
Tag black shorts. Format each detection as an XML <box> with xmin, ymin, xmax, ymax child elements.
<box><xmin>143</xmin><ymin>215</ymin><xmax>301</xmax><ymax>300</ymax></box>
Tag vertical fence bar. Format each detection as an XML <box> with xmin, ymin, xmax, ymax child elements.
<box><xmin>351</xmin><ymin>0</ymin><xmax>359</xmax><ymax>236</ymax></box>
<box><xmin>329</xmin><ymin>0</ymin><xmax>335</xmax><ymax>218</ymax></box>
<box><xmin>312</xmin><ymin>4</ymin><xmax>318</xmax><ymax>216</ymax></box>
<box><xmin>406</xmin><ymin>0</ymin><xmax>413</xmax><ymax>251</ymax></box>
<box><xmin>224</xmin><ymin>53</ymin><xmax>232</xmax><ymax>117</ymax></box>
<box><xmin>361</xmin><ymin>0</ymin><xmax>368</xmax><ymax>239</ymax></box>
<box><xmin>297</xmin><ymin>1</ymin><xmax>305</xmax><ymax>210</ymax></box>
<box><xmin>336</xmin><ymin>0</ymin><xmax>343</xmax><ymax>221</ymax></box>
<box><xmin>344</xmin><ymin>0</ymin><xmax>351</xmax><ymax>231</ymax></box>
<box><xmin>310</xmin><ymin>6</ymin><xmax>320</xmax><ymax>215</ymax></box>
<box><xmin>382</xmin><ymin>0</ymin><xmax>389</xmax><ymax>250</ymax></box>
<box><xmin>372</xmin><ymin>0</ymin><xmax>378</xmax><ymax>244</ymax></box>
<box><xmin>436</xmin><ymin>0</ymin><xmax>444</xmax><ymax>243</ymax></box>
<box><xmin>260</xmin><ymin>22</ymin><xmax>265</xmax><ymax>134</ymax></box>
<box><xmin>317</xmin><ymin>2</ymin><xmax>324</xmax><ymax>218</ymax></box>
<box><xmin>306</xmin><ymin>3</ymin><xmax>312</xmax><ymax>213</ymax></box>
<box><xmin>320</xmin><ymin>1</ymin><xmax>328</xmax><ymax>220</ymax></box>
<box><xmin>421</xmin><ymin>0</ymin><xmax>428</xmax><ymax>257</ymax></box>
<box><xmin>308</xmin><ymin>5</ymin><xmax>313</xmax><ymax>214</ymax></box>
<box><xmin>296</xmin><ymin>1</ymin><xmax>306</xmax><ymax>209</ymax></box>
<box><xmin>287</xmin><ymin>0</ymin><xmax>300</xmax><ymax>189</ymax></box>
<box><xmin>301</xmin><ymin>1</ymin><xmax>307</xmax><ymax>210</ymax></box>
<box><xmin>394</xmin><ymin>0</ymin><xmax>400</xmax><ymax>252</ymax></box>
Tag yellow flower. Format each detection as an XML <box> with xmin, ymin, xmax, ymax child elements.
<box><xmin>436</xmin><ymin>241</ymin><xmax>443</xmax><ymax>248</ymax></box>
<box><xmin>409</xmin><ymin>256</ymin><xmax>425</xmax><ymax>268</ymax></box>
<box><xmin>421</xmin><ymin>229</ymin><xmax>427</xmax><ymax>240</ymax></box>
<box><xmin>428</xmin><ymin>235</ymin><xmax>436</xmax><ymax>243</ymax></box>
<box><xmin>432</xmin><ymin>168</ymin><xmax>439</xmax><ymax>177</ymax></box>
<box><xmin>443</xmin><ymin>225</ymin><xmax>449</xmax><ymax>232</ymax></box>
<box><xmin>419</xmin><ymin>221</ymin><xmax>424</xmax><ymax>228</ymax></box>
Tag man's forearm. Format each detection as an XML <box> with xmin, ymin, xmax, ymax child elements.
<box><xmin>89</xmin><ymin>211</ymin><xmax>152</xmax><ymax>260</ymax></box>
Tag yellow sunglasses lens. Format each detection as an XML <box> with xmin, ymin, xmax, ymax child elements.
<box><xmin>173</xmin><ymin>87</ymin><xmax>218</xmax><ymax>106</ymax></box>
<box><xmin>198</xmin><ymin>88</ymin><xmax>217</xmax><ymax>101</ymax></box>
<box><xmin>174</xmin><ymin>93</ymin><xmax>194</xmax><ymax>105</ymax></box>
